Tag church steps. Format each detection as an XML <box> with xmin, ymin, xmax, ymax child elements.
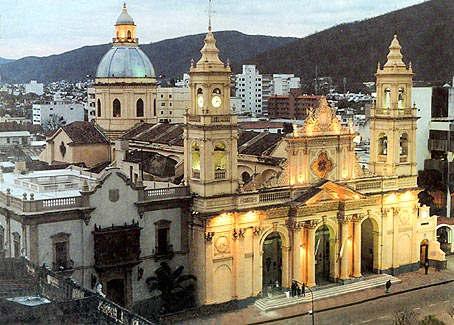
<box><xmin>255</xmin><ymin>274</ymin><xmax>401</xmax><ymax>311</ymax></box>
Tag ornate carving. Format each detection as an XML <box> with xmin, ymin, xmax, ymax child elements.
<box><xmin>297</xmin><ymin>97</ymin><xmax>343</xmax><ymax>135</ymax></box>
<box><xmin>253</xmin><ymin>226</ymin><xmax>262</xmax><ymax>236</ymax></box>
<box><xmin>302</xmin><ymin>219</ymin><xmax>320</xmax><ymax>229</ymax></box>
<box><xmin>214</xmin><ymin>235</ymin><xmax>229</xmax><ymax>253</ymax></box>
<box><xmin>204</xmin><ymin>232</ymin><xmax>215</xmax><ymax>242</ymax></box>
<box><xmin>352</xmin><ymin>214</ymin><xmax>365</xmax><ymax>223</ymax></box>
<box><xmin>310</xmin><ymin>151</ymin><xmax>334</xmax><ymax>179</ymax></box>
<box><xmin>232</xmin><ymin>228</ymin><xmax>245</xmax><ymax>240</ymax></box>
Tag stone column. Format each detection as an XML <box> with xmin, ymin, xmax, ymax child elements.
<box><xmin>305</xmin><ymin>221</ymin><xmax>317</xmax><ymax>287</ymax></box>
<box><xmin>339</xmin><ymin>217</ymin><xmax>350</xmax><ymax>280</ymax></box>
<box><xmin>353</xmin><ymin>215</ymin><xmax>362</xmax><ymax>277</ymax></box>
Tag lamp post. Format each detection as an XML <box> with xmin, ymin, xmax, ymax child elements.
<box><xmin>306</xmin><ymin>284</ymin><xmax>315</xmax><ymax>325</ymax></box>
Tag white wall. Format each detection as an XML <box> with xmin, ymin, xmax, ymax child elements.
<box><xmin>413</xmin><ymin>87</ymin><xmax>432</xmax><ymax>171</ymax></box>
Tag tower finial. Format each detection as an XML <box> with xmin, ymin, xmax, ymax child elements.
<box><xmin>208</xmin><ymin>0</ymin><xmax>213</xmax><ymax>31</ymax></box>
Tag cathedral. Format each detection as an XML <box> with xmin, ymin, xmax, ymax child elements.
<box><xmin>35</xmin><ymin>4</ymin><xmax>446</xmax><ymax>307</ymax></box>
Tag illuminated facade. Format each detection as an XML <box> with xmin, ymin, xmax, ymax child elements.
<box><xmin>188</xmin><ymin>33</ymin><xmax>446</xmax><ymax>305</ymax></box>
<box><xmin>94</xmin><ymin>4</ymin><xmax>157</xmax><ymax>140</ymax></box>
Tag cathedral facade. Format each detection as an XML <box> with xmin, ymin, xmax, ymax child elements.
<box><xmin>185</xmin><ymin>30</ymin><xmax>446</xmax><ymax>304</ymax></box>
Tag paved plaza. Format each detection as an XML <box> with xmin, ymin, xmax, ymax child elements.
<box><xmin>178</xmin><ymin>255</ymin><xmax>454</xmax><ymax>325</ymax></box>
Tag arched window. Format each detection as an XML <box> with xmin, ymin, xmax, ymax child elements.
<box><xmin>400</xmin><ymin>133</ymin><xmax>408</xmax><ymax>159</ymax></box>
<box><xmin>197</xmin><ymin>88</ymin><xmax>203</xmax><ymax>95</ymax></box>
<box><xmin>191</xmin><ymin>142</ymin><xmax>200</xmax><ymax>178</ymax></box>
<box><xmin>97</xmin><ymin>99</ymin><xmax>101</xmax><ymax>117</ymax></box>
<box><xmin>241</xmin><ymin>171</ymin><xmax>251</xmax><ymax>184</ymax></box>
<box><xmin>398</xmin><ymin>88</ymin><xmax>405</xmax><ymax>109</ymax></box>
<box><xmin>136</xmin><ymin>98</ymin><xmax>144</xmax><ymax>117</ymax></box>
<box><xmin>113</xmin><ymin>99</ymin><xmax>121</xmax><ymax>117</ymax></box>
<box><xmin>384</xmin><ymin>88</ymin><xmax>391</xmax><ymax>109</ymax></box>
<box><xmin>213</xmin><ymin>88</ymin><xmax>221</xmax><ymax>95</ymax></box>
<box><xmin>378</xmin><ymin>133</ymin><xmax>388</xmax><ymax>156</ymax></box>
<box><xmin>127</xmin><ymin>30</ymin><xmax>132</xmax><ymax>39</ymax></box>
<box><xmin>12</xmin><ymin>232</ymin><xmax>20</xmax><ymax>258</ymax></box>
<box><xmin>214</xmin><ymin>142</ymin><xmax>227</xmax><ymax>179</ymax></box>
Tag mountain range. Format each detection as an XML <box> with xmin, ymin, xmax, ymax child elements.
<box><xmin>0</xmin><ymin>0</ymin><xmax>453</xmax><ymax>86</ymax></box>
<box><xmin>0</xmin><ymin>32</ymin><xmax>296</xmax><ymax>83</ymax></box>
<box><xmin>248</xmin><ymin>0</ymin><xmax>454</xmax><ymax>87</ymax></box>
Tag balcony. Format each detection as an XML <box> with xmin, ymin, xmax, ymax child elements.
<box><xmin>153</xmin><ymin>244</ymin><xmax>174</xmax><ymax>261</ymax></box>
<box><xmin>215</xmin><ymin>169</ymin><xmax>226</xmax><ymax>180</ymax></box>
<box><xmin>52</xmin><ymin>259</ymin><xmax>75</xmax><ymax>275</ymax></box>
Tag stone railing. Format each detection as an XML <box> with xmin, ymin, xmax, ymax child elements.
<box><xmin>186</xmin><ymin>114</ymin><xmax>237</xmax><ymax>125</ymax></box>
<box><xmin>214</xmin><ymin>169</ymin><xmax>226</xmax><ymax>180</ymax></box>
<box><xmin>347</xmin><ymin>175</ymin><xmax>417</xmax><ymax>194</ymax></box>
<box><xmin>0</xmin><ymin>257</ymin><xmax>153</xmax><ymax>324</ymax></box>
<box><xmin>144</xmin><ymin>186</ymin><xmax>190</xmax><ymax>201</ymax></box>
<box><xmin>0</xmin><ymin>190</ymin><xmax>84</xmax><ymax>213</ymax></box>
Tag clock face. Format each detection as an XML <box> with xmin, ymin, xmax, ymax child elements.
<box><xmin>197</xmin><ymin>94</ymin><xmax>204</xmax><ymax>108</ymax></box>
<box><xmin>212</xmin><ymin>95</ymin><xmax>222</xmax><ymax>108</ymax></box>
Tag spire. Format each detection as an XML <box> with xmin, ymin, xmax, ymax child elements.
<box><xmin>197</xmin><ymin>29</ymin><xmax>224</xmax><ymax>66</ymax></box>
<box><xmin>384</xmin><ymin>34</ymin><xmax>406</xmax><ymax>68</ymax></box>
<box><xmin>195</xmin><ymin>0</ymin><xmax>224</xmax><ymax>68</ymax></box>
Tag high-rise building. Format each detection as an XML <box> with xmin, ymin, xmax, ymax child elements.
<box><xmin>235</xmin><ymin>65</ymin><xmax>263</xmax><ymax>116</ymax></box>
<box><xmin>24</xmin><ymin>80</ymin><xmax>44</xmax><ymax>96</ymax></box>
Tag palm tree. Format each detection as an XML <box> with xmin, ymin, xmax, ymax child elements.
<box><xmin>146</xmin><ymin>262</ymin><xmax>196</xmax><ymax>313</ymax></box>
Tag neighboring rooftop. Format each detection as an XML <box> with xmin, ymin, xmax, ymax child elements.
<box><xmin>50</xmin><ymin>121</ymin><xmax>109</xmax><ymax>146</ymax></box>
<box><xmin>0</xmin><ymin>168</ymin><xmax>98</xmax><ymax>200</ymax></box>
<box><xmin>122</xmin><ymin>122</ymin><xmax>285</xmax><ymax>158</ymax></box>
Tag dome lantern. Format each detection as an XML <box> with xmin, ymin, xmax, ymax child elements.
<box><xmin>113</xmin><ymin>3</ymin><xmax>137</xmax><ymax>44</ymax></box>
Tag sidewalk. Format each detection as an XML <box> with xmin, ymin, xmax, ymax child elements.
<box><xmin>179</xmin><ymin>267</ymin><xmax>454</xmax><ymax>325</ymax></box>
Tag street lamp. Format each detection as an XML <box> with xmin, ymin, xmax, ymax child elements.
<box><xmin>306</xmin><ymin>284</ymin><xmax>315</xmax><ymax>325</ymax></box>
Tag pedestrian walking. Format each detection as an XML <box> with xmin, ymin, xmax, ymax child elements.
<box><xmin>301</xmin><ymin>282</ymin><xmax>306</xmax><ymax>297</ymax></box>
<box><xmin>291</xmin><ymin>280</ymin><xmax>297</xmax><ymax>297</ymax></box>
<box><xmin>385</xmin><ymin>279</ymin><xmax>391</xmax><ymax>293</ymax></box>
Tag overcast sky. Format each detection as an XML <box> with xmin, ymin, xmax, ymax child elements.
<box><xmin>0</xmin><ymin>0</ymin><xmax>425</xmax><ymax>59</ymax></box>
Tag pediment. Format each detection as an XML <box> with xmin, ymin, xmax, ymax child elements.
<box><xmin>296</xmin><ymin>181</ymin><xmax>365</xmax><ymax>205</ymax></box>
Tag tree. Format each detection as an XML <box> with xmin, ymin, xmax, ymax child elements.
<box><xmin>146</xmin><ymin>262</ymin><xmax>196</xmax><ymax>314</ymax></box>
<box><xmin>43</xmin><ymin>114</ymin><xmax>66</xmax><ymax>133</ymax></box>
<box><xmin>393</xmin><ymin>309</ymin><xmax>418</xmax><ymax>325</ymax></box>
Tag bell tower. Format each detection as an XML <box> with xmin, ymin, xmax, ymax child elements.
<box><xmin>183</xmin><ymin>22</ymin><xmax>238</xmax><ymax>198</ymax></box>
<box><xmin>369</xmin><ymin>35</ymin><xmax>417</xmax><ymax>178</ymax></box>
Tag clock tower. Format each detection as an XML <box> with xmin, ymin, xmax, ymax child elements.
<box><xmin>183</xmin><ymin>24</ymin><xmax>238</xmax><ymax>199</ymax></box>
<box><xmin>369</xmin><ymin>35</ymin><xmax>417</xmax><ymax>179</ymax></box>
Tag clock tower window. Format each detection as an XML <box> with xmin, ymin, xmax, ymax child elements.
<box><xmin>214</xmin><ymin>142</ymin><xmax>227</xmax><ymax>179</ymax></box>
<box><xmin>398</xmin><ymin>88</ymin><xmax>405</xmax><ymax>109</ymax></box>
<box><xmin>384</xmin><ymin>88</ymin><xmax>391</xmax><ymax>109</ymax></box>
<box><xmin>400</xmin><ymin>133</ymin><xmax>408</xmax><ymax>161</ymax></box>
<box><xmin>191</xmin><ymin>142</ymin><xmax>201</xmax><ymax>179</ymax></box>
<box><xmin>378</xmin><ymin>133</ymin><xmax>388</xmax><ymax>158</ymax></box>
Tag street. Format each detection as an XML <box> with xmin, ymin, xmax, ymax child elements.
<box><xmin>270</xmin><ymin>281</ymin><xmax>454</xmax><ymax>325</ymax></box>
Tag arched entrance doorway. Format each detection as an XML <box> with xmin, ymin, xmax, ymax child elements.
<box><xmin>437</xmin><ymin>226</ymin><xmax>451</xmax><ymax>254</ymax></box>
<box><xmin>262</xmin><ymin>232</ymin><xmax>282</xmax><ymax>290</ymax></box>
<box><xmin>420</xmin><ymin>239</ymin><xmax>429</xmax><ymax>266</ymax></box>
<box><xmin>361</xmin><ymin>218</ymin><xmax>375</xmax><ymax>273</ymax></box>
<box><xmin>315</xmin><ymin>225</ymin><xmax>331</xmax><ymax>284</ymax></box>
